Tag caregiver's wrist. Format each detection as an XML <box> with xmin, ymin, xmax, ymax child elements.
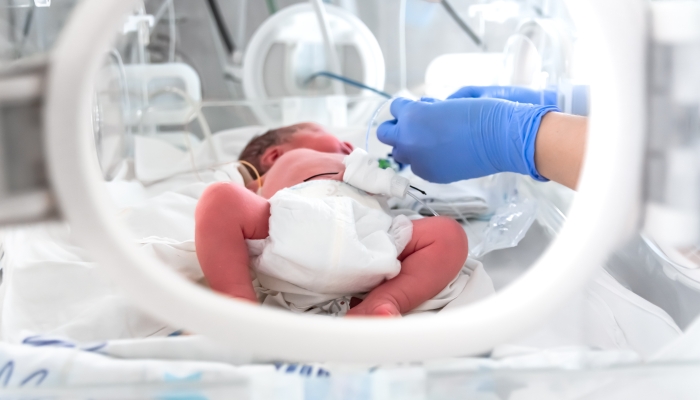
<box><xmin>533</xmin><ymin>112</ymin><xmax>588</xmax><ymax>190</ymax></box>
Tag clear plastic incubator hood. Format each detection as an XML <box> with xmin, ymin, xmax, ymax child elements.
<box><xmin>6</xmin><ymin>0</ymin><xmax>700</xmax><ymax>378</ymax></box>
<box><xmin>1</xmin><ymin>0</ymin><xmax>645</xmax><ymax>364</ymax></box>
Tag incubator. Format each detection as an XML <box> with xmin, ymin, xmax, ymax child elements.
<box><xmin>1</xmin><ymin>0</ymin><xmax>700</xmax><ymax>397</ymax></box>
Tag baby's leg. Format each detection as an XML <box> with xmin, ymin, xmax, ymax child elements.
<box><xmin>346</xmin><ymin>217</ymin><xmax>468</xmax><ymax>317</ymax></box>
<box><xmin>195</xmin><ymin>182</ymin><xmax>270</xmax><ymax>302</ymax></box>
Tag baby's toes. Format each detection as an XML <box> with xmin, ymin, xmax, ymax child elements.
<box><xmin>369</xmin><ymin>303</ymin><xmax>401</xmax><ymax>317</ymax></box>
<box><xmin>345</xmin><ymin>301</ymin><xmax>401</xmax><ymax>318</ymax></box>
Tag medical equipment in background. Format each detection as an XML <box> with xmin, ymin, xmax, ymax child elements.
<box><xmin>643</xmin><ymin>2</ymin><xmax>700</xmax><ymax>276</ymax></box>
<box><xmin>241</xmin><ymin>3</ymin><xmax>385</xmax><ymax>127</ymax></box>
<box><xmin>3</xmin><ymin>0</ymin><xmax>695</xmax><ymax>370</ymax></box>
<box><xmin>0</xmin><ymin>56</ymin><xmax>53</xmax><ymax>224</ymax></box>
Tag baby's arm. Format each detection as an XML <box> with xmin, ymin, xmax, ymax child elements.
<box><xmin>195</xmin><ymin>182</ymin><xmax>270</xmax><ymax>302</ymax></box>
<box><xmin>347</xmin><ymin>217</ymin><xmax>468</xmax><ymax>316</ymax></box>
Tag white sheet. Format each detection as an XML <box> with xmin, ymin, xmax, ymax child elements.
<box><xmin>0</xmin><ymin>338</ymin><xmax>269</xmax><ymax>388</ymax></box>
<box><xmin>0</xmin><ymin>128</ymin><xmax>686</xmax><ymax>371</ymax></box>
<box><xmin>0</xmin><ymin>160</ymin><xmax>239</xmax><ymax>343</ymax></box>
<box><xmin>0</xmin><ymin>165</ymin><xmax>493</xmax><ymax>343</ymax></box>
<box><xmin>499</xmin><ymin>269</ymin><xmax>682</xmax><ymax>359</ymax></box>
<box><xmin>0</xmin><ymin>180</ymin><xmax>681</xmax><ymax>359</ymax></box>
<box><xmin>0</xmin><ymin>224</ymin><xmax>173</xmax><ymax>343</ymax></box>
<box><xmin>0</xmin><ymin>334</ymin><xmax>644</xmax><ymax>391</ymax></box>
<box><xmin>390</xmin><ymin>167</ymin><xmax>490</xmax><ymax>218</ymax></box>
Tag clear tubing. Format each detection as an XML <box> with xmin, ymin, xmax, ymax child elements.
<box><xmin>153</xmin><ymin>0</ymin><xmax>171</xmax><ymax>25</ymax></box>
<box><xmin>147</xmin><ymin>86</ymin><xmax>220</xmax><ymax>175</ymax></box>
<box><xmin>167</xmin><ymin>0</ymin><xmax>176</xmax><ymax>62</ymax></box>
<box><xmin>17</xmin><ymin>5</ymin><xmax>34</xmax><ymax>57</ymax></box>
<box><xmin>136</xmin><ymin>5</ymin><xmax>149</xmax><ymax>135</ymax></box>
<box><xmin>398</xmin><ymin>0</ymin><xmax>407</xmax><ymax>92</ymax></box>
<box><xmin>181</xmin><ymin>117</ymin><xmax>203</xmax><ymax>182</ymax></box>
<box><xmin>407</xmin><ymin>191</ymin><xmax>439</xmax><ymax>217</ymax></box>
<box><xmin>425</xmin><ymin>197</ymin><xmax>471</xmax><ymax>225</ymax></box>
<box><xmin>305</xmin><ymin>71</ymin><xmax>392</xmax><ymax>99</ymax></box>
<box><xmin>440</xmin><ymin>195</ymin><xmax>480</xmax><ymax>257</ymax></box>
<box><xmin>109</xmin><ymin>49</ymin><xmax>133</xmax><ymax>141</ymax></box>
<box><xmin>309</xmin><ymin>0</ymin><xmax>345</xmax><ymax>95</ymax></box>
<box><xmin>407</xmin><ymin>195</ymin><xmax>480</xmax><ymax>257</ymax></box>
<box><xmin>440</xmin><ymin>0</ymin><xmax>483</xmax><ymax>49</ymax></box>
<box><xmin>136</xmin><ymin>4</ymin><xmax>148</xmax><ymax>65</ymax></box>
<box><xmin>365</xmin><ymin>97</ymin><xmax>394</xmax><ymax>152</ymax></box>
<box><xmin>148</xmin><ymin>94</ymin><xmax>202</xmax><ymax>181</ymax></box>
<box><xmin>35</xmin><ymin>4</ymin><xmax>46</xmax><ymax>51</ymax></box>
<box><xmin>236</xmin><ymin>0</ymin><xmax>247</xmax><ymax>56</ymax></box>
<box><xmin>407</xmin><ymin>190</ymin><xmax>477</xmax><ymax>227</ymax></box>
<box><xmin>151</xmin><ymin>0</ymin><xmax>177</xmax><ymax>62</ymax></box>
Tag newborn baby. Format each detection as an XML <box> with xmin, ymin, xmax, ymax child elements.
<box><xmin>237</xmin><ymin>122</ymin><xmax>354</xmax><ymax>189</ymax></box>
<box><xmin>195</xmin><ymin>124</ymin><xmax>468</xmax><ymax>316</ymax></box>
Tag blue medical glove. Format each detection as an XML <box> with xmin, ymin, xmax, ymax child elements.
<box><xmin>377</xmin><ymin>97</ymin><xmax>559</xmax><ymax>184</ymax></box>
<box><xmin>447</xmin><ymin>85</ymin><xmax>558</xmax><ymax>106</ymax></box>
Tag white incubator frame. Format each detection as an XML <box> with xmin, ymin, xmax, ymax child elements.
<box><xmin>43</xmin><ymin>0</ymin><xmax>647</xmax><ymax>362</ymax></box>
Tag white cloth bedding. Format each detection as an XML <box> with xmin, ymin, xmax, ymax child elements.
<box><xmin>0</xmin><ymin>337</ymin><xmax>269</xmax><ymax>389</ymax></box>
<box><xmin>390</xmin><ymin>167</ymin><xmax>490</xmax><ymax>218</ymax></box>
<box><xmin>0</xmin><ymin>172</ymin><xmax>681</xmax><ymax>358</ymax></box>
<box><xmin>0</xmin><ymin>224</ymin><xmax>174</xmax><ymax>343</ymax></box>
<box><xmin>0</xmin><ymin>155</ymin><xmax>494</xmax><ymax>342</ymax></box>
<box><xmin>254</xmin><ymin>258</ymin><xmax>489</xmax><ymax>316</ymax></box>
<box><xmin>501</xmin><ymin>269</ymin><xmax>682</xmax><ymax>359</ymax></box>
<box><xmin>0</xmin><ymin>144</ymin><xmax>244</xmax><ymax>343</ymax></box>
<box><xmin>0</xmin><ymin>333</ymin><xmax>644</xmax><ymax>391</ymax></box>
<box><xmin>0</xmin><ymin>128</ymin><xmax>688</xmax><ymax>384</ymax></box>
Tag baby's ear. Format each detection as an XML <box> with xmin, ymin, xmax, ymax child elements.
<box><xmin>259</xmin><ymin>146</ymin><xmax>283</xmax><ymax>171</ymax></box>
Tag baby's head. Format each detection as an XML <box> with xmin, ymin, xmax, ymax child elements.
<box><xmin>238</xmin><ymin>123</ymin><xmax>353</xmax><ymax>177</ymax></box>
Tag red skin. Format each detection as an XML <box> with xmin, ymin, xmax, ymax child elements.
<box><xmin>196</xmin><ymin>134</ymin><xmax>468</xmax><ymax>317</ymax></box>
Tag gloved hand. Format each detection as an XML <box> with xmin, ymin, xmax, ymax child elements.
<box><xmin>447</xmin><ymin>85</ymin><xmax>558</xmax><ymax>106</ymax></box>
<box><xmin>376</xmin><ymin>97</ymin><xmax>559</xmax><ymax>184</ymax></box>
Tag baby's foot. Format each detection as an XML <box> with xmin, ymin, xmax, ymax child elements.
<box><xmin>346</xmin><ymin>297</ymin><xmax>401</xmax><ymax>317</ymax></box>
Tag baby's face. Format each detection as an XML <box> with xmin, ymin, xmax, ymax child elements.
<box><xmin>283</xmin><ymin>123</ymin><xmax>354</xmax><ymax>156</ymax></box>
<box><xmin>260</xmin><ymin>148</ymin><xmax>346</xmax><ymax>199</ymax></box>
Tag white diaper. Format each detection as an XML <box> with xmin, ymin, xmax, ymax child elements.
<box><xmin>249</xmin><ymin>180</ymin><xmax>413</xmax><ymax>295</ymax></box>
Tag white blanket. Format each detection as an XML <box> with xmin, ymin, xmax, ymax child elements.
<box><xmin>389</xmin><ymin>168</ymin><xmax>490</xmax><ymax>218</ymax></box>
<box><xmin>0</xmin><ymin>170</ymin><xmax>494</xmax><ymax>343</ymax></box>
<box><xmin>0</xmin><ymin>175</ymin><xmax>681</xmax><ymax>358</ymax></box>
<box><xmin>0</xmin><ymin>337</ymin><xmax>270</xmax><ymax>389</ymax></box>
<box><xmin>0</xmin><ymin>128</ymin><xmax>686</xmax><ymax>381</ymax></box>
